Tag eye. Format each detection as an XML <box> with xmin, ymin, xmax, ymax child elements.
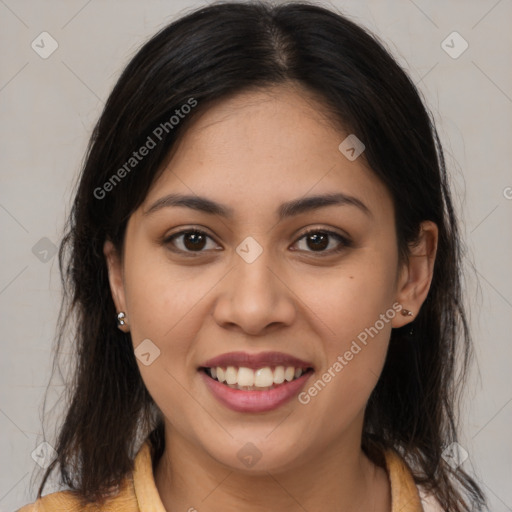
<box><xmin>292</xmin><ymin>228</ymin><xmax>352</xmax><ymax>255</ymax></box>
<box><xmin>164</xmin><ymin>227</ymin><xmax>352</xmax><ymax>257</ymax></box>
<box><xmin>164</xmin><ymin>229</ymin><xmax>220</xmax><ymax>254</ymax></box>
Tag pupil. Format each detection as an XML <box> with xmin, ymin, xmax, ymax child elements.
<box><xmin>184</xmin><ymin>232</ymin><xmax>206</xmax><ymax>251</ymax></box>
<box><xmin>308</xmin><ymin>233</ymin><xmax>328</xmax><ymax>251</ymax></box>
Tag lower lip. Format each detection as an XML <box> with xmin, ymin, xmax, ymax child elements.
<box><xmin>200</xmin><ymin>370</ymin><xmax>313</xmax><ymax>413</ymax></box>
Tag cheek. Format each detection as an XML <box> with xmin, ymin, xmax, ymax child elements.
<box><xmin>293</xmin><ymin>254</ymin><xmax>397</xmax><ymax>414</ymax></box>
<box><xmin>125</xmin><ymin>264</ymin><xmax>216</xmax><ymax>424</ymax></box>
<box><xmin>122</xmin><ymin>247</ymin><xmax>224</xmax><ymax>396</ymax></box>
<box><xmin>123</xmin><ymin>243</ymin><xmax>212</xmax><ymax>340</ymax></box>
<box><xmin>297</xmin><ymin>307</ymin><xmax>393</xmax><ymax>443</ymax></box>
<box><xmin>296</xmin><ymin>249</ymin><xmax>398</xmax><ymax>343</ymax></box>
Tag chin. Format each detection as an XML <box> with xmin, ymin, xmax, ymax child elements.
<box><xmin>202</xmin><ymin>434</ymin><xmax>308</xmax><ymax>475</ymax></box>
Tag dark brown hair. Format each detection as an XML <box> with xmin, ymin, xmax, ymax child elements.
<box><xmin>38</xmin><ymin>1</ymin><xmax>486</xmax><ymax>510</ymax></box>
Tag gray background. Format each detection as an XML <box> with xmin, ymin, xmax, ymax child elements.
<box><xmin>1</xmin><ymin>0</ymin><xmax>511</xmax><ymax>511</ymax></box>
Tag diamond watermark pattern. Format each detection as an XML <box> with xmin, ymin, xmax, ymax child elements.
<box><xmin>31</xmin><ymin>32</ymin><xmax>59</xmax><ymax>59</ymax></box>
<box><xmin>237</xmin><ymin>442</ymin><xmax>262</xmax><ymax>468</ymax></box>
<box><xmin>236</xmin><ymin>236</ymin><xmax>263</xmax><ymax>264</ymax></box>
<box><xmin>31</xmin><ymin>441</ymin><xmax>57</xmax><ymax>469</ymax></box>
<box><xmin>32</xmin><ymin>237</ymin><xmax>57</xmax><ymax>263</ymax></box>
<box><xmin>134</xmin><ymin>339</ymin><xmax>161</xmax><ymax>366</ymax></box>
<box><xmin>441</xmin><ymin>31</ymin><xmax>468</xmax><ymax>59</ymax></box>
<box><xmin>441</xmin><ymin>442</ymin><xmax>469</xmax><ymax>470</ymax></box>
<box><xmin>338</xmin><ymin>134</ymin><xmax>365</xmax><ymax>161</ymax></box>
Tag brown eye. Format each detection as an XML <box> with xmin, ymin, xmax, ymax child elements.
<box><xmin>293</xmin><ymin>229</ymin><xmax>351</xmax><ymax>255</ymax></box>
<box><xmin>165</xmin><ymin>230</ymin><xmax>219</xmax><ymax>254</ymax></box>
<box><xmin>304</xmin><ymin>232</ymin><xmax>329</xmax><ymax>251</ymax></box>
<box><xmin>182</xmin><ymin>231</ymin><xmax>207</xmax><ymax>251</ymax></box>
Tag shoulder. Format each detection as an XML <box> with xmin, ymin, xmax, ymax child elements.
<box><xmin>16</xmin><ymin>490</ymin><xmax>103</xmax><ymax>512</ymax></box>
<box><xmin>15</xmin><ymin>441</ymin><xmax>159</xmax><ymax>512</ymax></box>
<box><xmin>382</xmin><ymin>448</ymin><xmax>444</xmax><ymax>512</ymax></box>
<box><xmin>15</xmin><ymin>478</ymin><xmax>139</xmax><ymax>512</ymax></box>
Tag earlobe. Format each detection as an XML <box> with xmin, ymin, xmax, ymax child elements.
<box><xmin>391</xmin><ymin>221</ymin><xmax>438</xmax><ymax>328</ymax></box>
<box><xmin>103</xmin><ymin>239</ymin><xmax>130</xmax><ymax>332</ymax></box>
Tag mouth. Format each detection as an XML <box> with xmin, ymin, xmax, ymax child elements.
<box><xmin>198</xmin><ymin>364</ymin><xmax>315</xmax><ymax>413</ymax></box>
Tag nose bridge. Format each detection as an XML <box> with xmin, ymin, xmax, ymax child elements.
<box><xmin>232</xmin><ymin>233</ymin><xmax>277</xmax><ymax>294</ymax></box>
<box><xmin>233</xmin><ymin>243</ymin><xmax>279</xmax><ymax>307</ymax></box>
<box><xmin>235</xmin><ymin>250</ymin><xmax>275</xmax><ymax>298</ymax></box>
<box><xmin>213</xmin><ymin>244</ymin><xmax>295</xmax><ymax>333</ymax></box>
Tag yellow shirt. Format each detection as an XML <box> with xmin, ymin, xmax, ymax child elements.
<box><xmin>17</xmin><ymin>442</ymin><xmax>429</xmax><ymax>512</ymax></box>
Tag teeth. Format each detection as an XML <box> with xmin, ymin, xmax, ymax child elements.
<box><xmin>225</xmin><ymin>366</ymin><xmax>238</xmax><ymax>385</ymax></box>
<box><xmin>207</xmin><ymin>365</ymin><xmax>308</xmax><ymax>389</ymax></box>
<box><xmin>254</xmin><ymin>367</ymin><xmax>274</xmax><ymax>387</ymax></box>
<box><xmin>274</xmin><ymin>366</ymin><xmax>285</xmax><ymax>384</ymax></box>
<box><xmin>237</xmin><ymin>367</ymin><xmax>254</xmax><ymax>387</ymax></box>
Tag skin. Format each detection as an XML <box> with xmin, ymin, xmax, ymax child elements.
<box><xmin>104</xmin><ymin>83</ymin><xmax>438</xmax><ymax>512</ymax></box>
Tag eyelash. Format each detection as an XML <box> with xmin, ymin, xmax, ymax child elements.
<box><xmin>163</xmin><ymin>227</ymin><xmax>352</xmax><ymax>257</ymax></box>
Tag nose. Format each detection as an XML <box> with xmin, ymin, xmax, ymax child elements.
<box><xmin>212</xmin><ymin>251</ymin><xmax>296</xmax><ymax>336</ymax></box>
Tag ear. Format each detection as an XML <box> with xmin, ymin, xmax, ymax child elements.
<box><xmin>104</xmin><ymin>239</ymin><xmax>130</xmax><ymax>332</ymax></box>
<box><xmin>391</xmin><ymin>220</ymin><xmax>438</xmax><ymax>328</ymax></box>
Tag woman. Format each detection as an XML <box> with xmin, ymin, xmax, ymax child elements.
<box><xmin>18</xmin><ymin>1</ymin><xmax>487</xmax><ymax>511</ymax></box>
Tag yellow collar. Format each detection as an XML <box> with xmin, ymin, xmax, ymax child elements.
<box><xmin>21</xmin><ymin>441</ymin><xmax>424</xmax><ymax>511</ymax></box>
<box><xmin>132</xmin><ymin>442</ymin><xmax>423</xmax><ymax>512</ymax></box>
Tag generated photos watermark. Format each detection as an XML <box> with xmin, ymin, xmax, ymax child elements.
<box><xmin>94</xmin><ymin>97</ymin><xmax>198</xmax><ymax>200</ymax></box>
<box><xmin>298</xmin><ymin>302</ymin><xmax>404</xmax><ymax>404</ymax></box>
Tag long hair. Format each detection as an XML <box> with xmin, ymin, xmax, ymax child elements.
<box><xmin>38</xmin><ymin>2</ymin><xmax>486</xmax><ymax>510</ymax></box>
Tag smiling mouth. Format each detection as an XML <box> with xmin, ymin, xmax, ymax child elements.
<box><xmin>200</xmin><ymin>365</ymin><xmax>314</xmax><ymax>391</ymax></box>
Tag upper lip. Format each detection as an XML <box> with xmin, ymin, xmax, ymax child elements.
<box><xmin>200</xmin><ymin>351</ymin><xmax>314</xmax><ymax>370</ymax></box>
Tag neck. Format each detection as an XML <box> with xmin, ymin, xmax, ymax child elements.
<box><xmin>154</xmin><ymin>424</ymin><xmax>391</xmax><ymax>512</ymax></box>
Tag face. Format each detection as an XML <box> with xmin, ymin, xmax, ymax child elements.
<box><xmin>105</xmin><ymin>84</ymin><xmax>436</xmax><ymax>474</ymax></box>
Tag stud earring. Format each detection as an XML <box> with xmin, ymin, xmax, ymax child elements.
<box><xmin>401</xmin><ymin>309</ymin><xmax>413</xmax><ymax>317</ymax></box>
<box><xmin>117</xmin><ymin>311</ymin><xmax>127</xmax><ymax>327</ymax></box>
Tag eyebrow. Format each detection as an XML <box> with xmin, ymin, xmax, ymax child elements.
<box><xmin>144</xmin><ymin>192</ymin><xmax>372</xmax><ymax>219</ymax></box>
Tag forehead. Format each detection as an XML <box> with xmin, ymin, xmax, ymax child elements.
<box><xmin>142</xmin><ymin>85</ymin><xmax>393</xmax><ymax>221</ymax></box>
